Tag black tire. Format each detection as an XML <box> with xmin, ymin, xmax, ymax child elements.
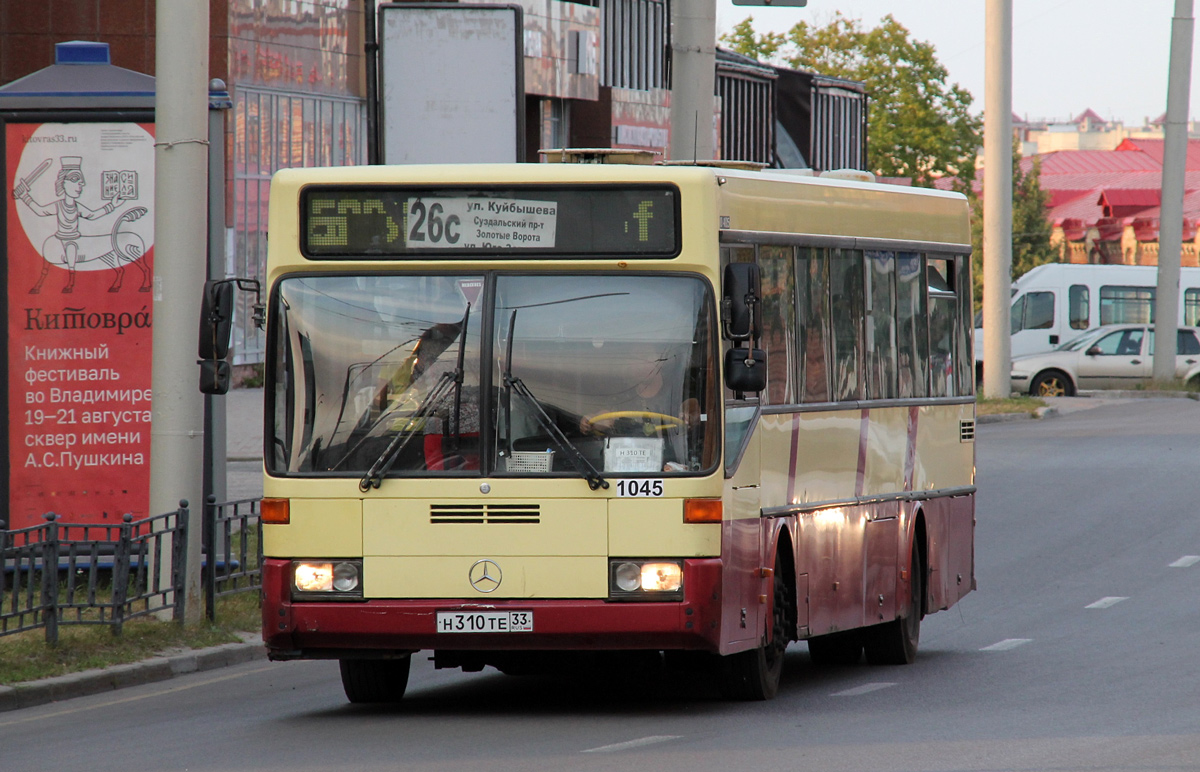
<box><xmin>806</xmin><ymin>630</ymin><xmax>863</xmax><ymax>666</ymax></box>
<box><xmin>720</xmin><ymin>553</ymin><xmax>791</xmax><ymax>700</ymax></box>
<box><xmin>1030</xmin><ymin>369</ymin><xmax>1074</xmax><ymax>397</ymax></box>
<box><xmin>339</xmin><ymin>656</ymin><xmax>411</xmax><ymax>704</ymax></box>
<box><xmin>863</xmin><ymin>540</ymin><xmax>923</xmax><ymax>666</ymax></box>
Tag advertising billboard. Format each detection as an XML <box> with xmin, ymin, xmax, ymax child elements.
<box><xmin>5</xmin><ymin>121</ymin><xmax>155</xmax><ymax>530</ymax></box>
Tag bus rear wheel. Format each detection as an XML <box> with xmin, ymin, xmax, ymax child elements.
<box><xmin>339</xmin><ymin>656</ymin><xmax>411</xmax><ymax>704</ymax></box>
<box><xmin>864</xmin><ymin>541</ymin><xmax>923</xmax><ymax>665</ymax></box>
<box><xmin>720</xmin><ymin>553</ymin><xmax>790</xmax><ymax>701</ymax></box>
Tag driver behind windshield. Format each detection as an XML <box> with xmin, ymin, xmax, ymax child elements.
<box><xmin>575</xmin><ymin>344</ymin><xmax>702</xmax><ymax>472</ymax></box>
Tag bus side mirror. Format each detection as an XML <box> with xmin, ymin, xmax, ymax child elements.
<box><xmin>725</xmin><ymin>347</ymin><xmax>767</xmax><ymax>394</ymax></box>
<box><xmin>199</xmin><ymin>359</ymin><xmax>232</xmax><ymax>395</ymax></box>
<box><xmin>198</xmin><ymin>278</ymin><xmax>263</xmax><ymax>396</ymax></box>
<box><xmin>722</xmin><ymin>263</ymin><xmax>761</xmax><ymax>343</ymax></box>
<box><xmin>199</xmin><ymin>280</ymin><xmax>235</xmax><ymax>360</ymax></box>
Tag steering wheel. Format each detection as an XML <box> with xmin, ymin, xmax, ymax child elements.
<box><xmin>584</xmin><ymin>410</ymin><xmax>684</xmax><ymax>432</ymax></box>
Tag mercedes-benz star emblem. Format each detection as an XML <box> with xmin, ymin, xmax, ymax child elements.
<box><xmin>469</xmin><ymin>559</ymin><xmax>502</xmax><ymax>593</ymax></box>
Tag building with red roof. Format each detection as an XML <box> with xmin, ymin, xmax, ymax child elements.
<box><xmin>951</xmin><ymin>118</ymin><xmax>1200</xmax><ymax>268</ymax></box>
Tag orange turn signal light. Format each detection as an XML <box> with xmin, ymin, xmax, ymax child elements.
<box><xmin>684</xmin><ymin>498</ymin><xmax>722</xmax><ymax>523</ymax></box>
<box><xmin>261</xmin><ymin>498</ymin><xmax>290</xmax><ymax>525</ymax></box>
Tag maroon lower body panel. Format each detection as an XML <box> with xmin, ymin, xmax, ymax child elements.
<box><xmin>262</xmin><ymin>558</ymin><xmax>724</xmax><ymax>658</ymax></box>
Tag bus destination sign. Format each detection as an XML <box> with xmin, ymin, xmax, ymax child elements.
<box><xmin>301</xmin><ymin>185</ymin><xmax>678</xmax><ymax>258</ymax></box>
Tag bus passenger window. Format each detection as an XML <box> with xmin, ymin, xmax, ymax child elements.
<box><xmin>866</xmin><ymin>251</ymin><xmax>898</xmax><ymax>400</ymax></box>
<box><xmin>830</xmin><ymin>249</ymin><xmax>865</xmax><ymax>401</ymax></box>
<box><xmin>896</xmin><ymin>253</ymin><xmax>927</xmax><ymax>399</ymax></box>
<box><xmin>927</xmin><ymin>258</ymin><xmax>957</xmax><ymax>397</ymax></box>
<box><xmin>798</xmin><ymin>248</ymin><xmax>830</xmax><ymax>403</ymax></box>
<box><xmin>757</xmin><ymin>245</ymin><xmax>798</xmax><ymax>405</ymax></box>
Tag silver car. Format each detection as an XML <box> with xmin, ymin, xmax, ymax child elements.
<box><xmin>1010</xmin><ymin>324</ymin><xmax>1200</xmax><ymax>396</ymax></box>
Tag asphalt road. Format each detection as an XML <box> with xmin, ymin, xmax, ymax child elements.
<box><xmin>3</xmin><ymin>397</ymin><xmax>1199</xmax><ymax>772</ymax></box>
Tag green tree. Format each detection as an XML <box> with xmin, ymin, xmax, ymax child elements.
<box><xmin>721</xmin><ymin>13</ymin><xmax>981</xmax><ymax>187</ymax></box>
<box><xmin>969</xmin><ymin>141</ymin><xmax>1056</xmax><ymax>308</ymax></box>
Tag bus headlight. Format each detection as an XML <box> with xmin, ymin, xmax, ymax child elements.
<box><xmin>292</xmin><ymin>560</ymin><xmax>363</xmax><ymax>599</ymax></box>
<box><xmin>609</xmin><ymin>560</ymin><xmax>683</xmax><ymax>600</ymax></box>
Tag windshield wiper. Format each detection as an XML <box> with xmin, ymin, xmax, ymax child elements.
<box><xmin>502</xmin><ymin>310</ymin><xmax>608</xmax><ymax>491</ymax></box>
<box><xmin>358</xmin><ymin>305</ymin><xmax>470</xmax><ymax>492</ymax></box>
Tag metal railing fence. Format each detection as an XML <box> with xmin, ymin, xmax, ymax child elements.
<box><xmin>0</xmin><ymin>499</ymin><xmax>260</xmax><ymax>643</ymax></box>
<box><xmin>203</xmin><ymin>496</ymin><xmax>262</xmax><ymax>622</ymax></box>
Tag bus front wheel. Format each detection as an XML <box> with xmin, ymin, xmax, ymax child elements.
<box><xmin>339</xmin><ymin>656</ymin><xmax>411</xmax><ymax>704</ymax></box>
<box><xmin>720</xmin><ymin>553</ymin><xmax>790</xmax><ymax>700</ymax></box>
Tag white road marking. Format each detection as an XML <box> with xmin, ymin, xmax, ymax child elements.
<box><xmin>582</xmin><ymin>735</ymin><xmax>682</xmax><ymax>753</ymax></box>
<box><xmin>1085</xmin><ymin>596</ymin><xmax>1128</xmax><ymax>609</ymax></box>
<box><xmin>980</xmin><ymin>638</ymin><xmax>1032</xmax><ymax>651</ymax></box>
<box><xmin>1169</xmin><ymin>555</ymin><xmax>1200</xmax><ymax>568</ymax></box>
<box><xmin>831</xmin><ymin>682</ymin><xmax>897</xmax><ymax>697</ymax></box>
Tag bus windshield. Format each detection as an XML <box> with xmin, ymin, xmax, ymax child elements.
<box><xmin>267</xmin><ymin>273</ymin><xmax>718</xmax><ymax>478</ymax></box>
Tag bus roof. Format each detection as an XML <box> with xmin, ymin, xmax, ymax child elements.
<box><xmin>271</xmin><ymin>162</ymin><xmax>972</xmax><ymax>252</ymax></box>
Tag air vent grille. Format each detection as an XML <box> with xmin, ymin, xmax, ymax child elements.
<box><xmin>960</xmin><ymin>420</ymin><xmax>976</xmax><ymax>443</ymax></box>
<box><xmin>430</xmin><ymin>504</ymin><xmax>540</xmax><ymax>524</ymax></box>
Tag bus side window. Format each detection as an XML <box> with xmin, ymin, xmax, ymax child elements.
<box><xmin>756</xmin><ymin>245</ymin><xmax>798</xmax><ymax>405</ymax></box>
<box><xmin>896</xmin><ymin>252</ymin><xmax>926</xmax><ymax>399</ymax></box>
<box><xmin>798</xmin><ymin>248</ymin><xmax>831</xmax><ymax>403</ymax></box>
<box><xmin>1069</xmin><ymin>285</ymin><xmax>1090</xmax><ymax>330</ymax></box>
<box><xmin>830</xmin><ymin>249</ymin><xmax>865</xmax><ymax>401</ymax></box>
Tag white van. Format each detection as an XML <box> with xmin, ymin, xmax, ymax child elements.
<box><xmin>974</xmin><ymin>263</ymin><xmax>1200</xmax><ymax>370</ymax></box>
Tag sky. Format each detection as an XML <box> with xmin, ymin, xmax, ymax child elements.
<box><xmin>715</xmin><ymin>0</ymin><xmax>1200</xmax><ymax>126</ymax></box>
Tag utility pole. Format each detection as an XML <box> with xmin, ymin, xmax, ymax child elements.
<box><xmin>982</xmin><ymin>0</ymin><xmax>1013</xmax><ymax>399</ymax></box>
<box><xmin>152</xmin><ymin>0</ymin><xmax>210</xmax><ymax>623</ymax></box>
<box><xmin>668</xmin><ymin>0</ymin><xmax>716</xmax><ymax>161</ymax></box>
<box><xmin>1153</xmin><ymin>0</ymin><xmax>1194</xmax><ymax>382</ymax></box>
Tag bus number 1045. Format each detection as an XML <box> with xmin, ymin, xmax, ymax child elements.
<box><xmin>615</xmin><ymin>479</ymin><xmax>664</xmax><ymax>497</ymax></box>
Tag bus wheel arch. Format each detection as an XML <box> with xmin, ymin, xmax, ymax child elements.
<box><xmin>864</xmin><ymin>512</ymin><xmax>926</xmax><ymax>665</ymax></box>
<box><xmin>719</xmin><ymin>531</ymin><xmax>794</xmax><ymax>700</ymax></box>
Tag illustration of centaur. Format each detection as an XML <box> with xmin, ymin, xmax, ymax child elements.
<box><xmin>13</xmin><ymin>156</ymin><xmax>151</xmax><ymax>294</ymax></box>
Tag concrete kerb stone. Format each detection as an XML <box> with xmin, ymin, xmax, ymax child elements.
<box><xmin>0</xmin><ymin>639</ymin><xmax>265</xmax><ymax>713</ymax></box>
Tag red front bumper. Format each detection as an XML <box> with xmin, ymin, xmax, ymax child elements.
<box><xmin>261</xmin><ymin>558</ymin><xmax>724</xmax><ymax>658</ymax></box>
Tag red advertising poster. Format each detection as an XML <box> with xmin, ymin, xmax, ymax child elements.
<box><xmin>6</xmin><ymin>122</ymin><xmax>155</xmax><ymax>530</ymax></box>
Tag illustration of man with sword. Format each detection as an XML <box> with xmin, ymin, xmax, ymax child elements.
<box><xmin>13</xmin><ymin>155</ymin><xmax>126</xmax><ymax>293</ymax></box>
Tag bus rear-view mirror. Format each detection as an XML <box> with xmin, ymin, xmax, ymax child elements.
<box><xmin>722</xmin><ymin>263</ymin><xmax>761</xmax><ymax>343</ymax></box>
<box><xmin>725</xmin><ymin>347</ymin><xmax>767</xmax><ymax>393</ymax></box>
<box><xmin>198</xmin><ymin>280</ymin><xmax>235</xmax><ymax>361</ymax></box>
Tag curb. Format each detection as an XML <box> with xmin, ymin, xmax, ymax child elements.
<box><xmin>1077</xmin><ymin>389</ymin><xmax>1200</xmax><ymax>400</ymax></box>
<box><xmin>977</xmin><ymin>406</ymin><xmax>1058</xmax><ymax>424</ymax></box>
<box><xmin>0</xmin><ymin>639</ymin><xmax>266</xmax><ymax>713</ymax></box>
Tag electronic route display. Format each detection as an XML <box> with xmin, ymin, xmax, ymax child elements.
<box><xmin>300</xmin><ymin>185</ymin><xmax>679</xmax><ymax>258</ymax></box>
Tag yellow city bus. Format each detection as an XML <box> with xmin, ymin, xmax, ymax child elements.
<box><xmin>251</xmin><ymin>159</ymin><xmax>976</xmax><ymax>702</ymax></box>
